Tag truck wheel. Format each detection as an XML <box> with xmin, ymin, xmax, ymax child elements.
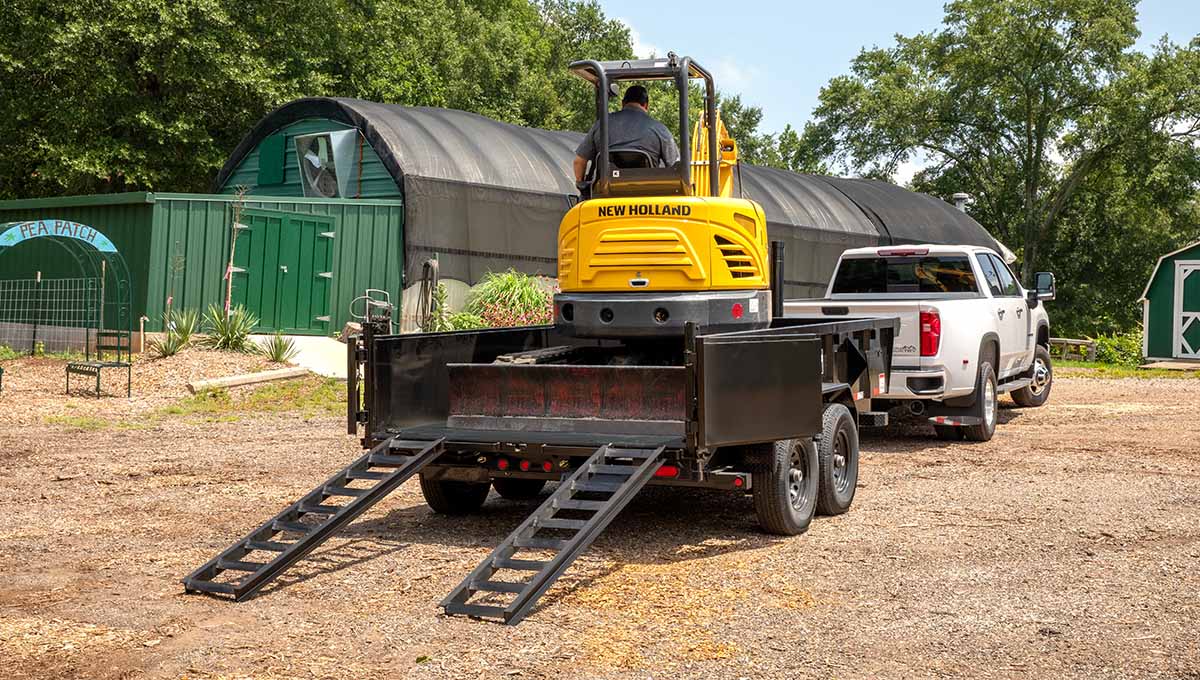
<box><xmin>962</xmin><ymin>362</ymin><xmax>998</xmax><ymax>442</ymax></box>
<box><xmin>816</xmin><ymin>404</ymin><xmax>859</xmax><ymax>516</ymax></box>
<box><xmin>753</xmin><ymin>438</ymin><xmax>819</xmax><ymax>535</ymax></box>
<box><xmin>1012</xmin><ymin>345</ymin><xmax>1053</xmax><ymax>408</ymax></box>
<box><xmin>419</xmin><ymin>474</ymin><xmax>490</xmax><ymax>515</ymax></box>
<box><xmin>492</xmin><ymin>478</ymin><xmax>546</xmax><ymax>500</ymax></box>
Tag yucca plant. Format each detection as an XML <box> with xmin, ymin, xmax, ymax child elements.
<box><xmin>149</xmin><ymin>308</ymin><xmax>200</xmax><ymax>358</ymax></box>
<box><xmin>201</xmin><ymin>304</ymin><xmax>260</xmax><ymax>353</ymax></box>
<box><xmin>260</xmin><ymin>332</ymin><xmax>298</xmax><ymax>363</ymax></box>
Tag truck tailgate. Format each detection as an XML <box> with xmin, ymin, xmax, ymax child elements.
<box><xmin>785</xmin><ymin>300</ymin><xmax>922</xmax><ymax>365</ymax></box>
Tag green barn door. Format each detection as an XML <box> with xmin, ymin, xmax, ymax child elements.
<box><xmin>231</xmin><ymin>209</ymin><xmax>334</xmax><ymax>334</ymax></box>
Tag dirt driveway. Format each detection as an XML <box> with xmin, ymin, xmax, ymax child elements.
<box><xmin>1</xmin><ymin>356</ymin><xmax>1198</xmax><ymax>679</ymax></box>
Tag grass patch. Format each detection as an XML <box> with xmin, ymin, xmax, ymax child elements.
<box><xmin>157</xmin><ymin>376</ymin><xmax>344</xmax><ymax>422</ymax></box>
<box><xmin>43</xmin><ymin>415</ymin><xmax>110</xmax><ymax>430</ymax></box>
<box><xmin>1056</xmin><ymin>360</ymin><xmax>1200</xmax><ymax>379</ymax></box>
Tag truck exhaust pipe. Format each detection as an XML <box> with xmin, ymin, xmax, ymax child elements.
<box><xmin>907</xmin><ymin>400</ymin><xmax>926</xmax><ymax>417</ymax></box>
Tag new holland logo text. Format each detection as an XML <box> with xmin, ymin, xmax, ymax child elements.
<box><xmin>597</xmin><ymin>204</ymin><xmax>691</xmax><ymax>218</ymax></box>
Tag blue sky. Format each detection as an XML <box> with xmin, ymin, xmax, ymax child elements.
<box><xmin>599</xmin><ymin>0</ymin><xmax>1200</xmax><ymax>137</ymax></box>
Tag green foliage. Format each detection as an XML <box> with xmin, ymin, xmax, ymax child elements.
<box><xmin>465</xmin><ymin>270</ymin><xmax>555</xmax><ymax>327</ymax></box>
<box><xmin>201</xmin><ymin>304</ymin><xmax>259</xmax><ymax>353</ymax></box>
<box><xmin>260</xmin><ymin>332</ymin><xmax>298</xmax><ymax>363</ymax></box>
<box><xmin>0</xmin><ymin>344</ymin><xmax>21</xmax><ymax>361</ymax></box>
<box><xmin>149</xmin><ymin>308</ymin><xmax>199</xmax><ymax>358</ymax></box>
<box><xmin>793</xmin><ymin>0</ymin><xmax>1200</xmax><ymax>336</ymax></box>
<box><xmin>421</xmin><ymin>283</ymin><xmax>454</xmax><ymax>333</ymax></box>
<box><xmin>449</xmin><ymin>312</ymin><xmax>488</xmax><ymax>331</ymax></box>
<box><xmin>1092</xmin><ymin>329</ymin><xmax>1144</xmax><ymax>367</ymax></box>
<box><xmin>159</xmin><ymin>377</ymin><xmax>343</xmax><ymax>420</ymax></box>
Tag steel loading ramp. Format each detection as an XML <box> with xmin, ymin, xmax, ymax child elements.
<box><xmin>442</xmin><ymin>444</ymin><xmax>665</xmax><ymax>625</ymax></box>
<box><xmin>183</xmin><ymin>437</ymin><xmax>446</xmax><ymax>600</ymax></box>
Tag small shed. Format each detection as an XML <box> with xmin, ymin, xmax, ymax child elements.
<box><xmin>1141</xmin><ymin>241</ymin><xmax>1200</xmax><ymax>360</ymax></box>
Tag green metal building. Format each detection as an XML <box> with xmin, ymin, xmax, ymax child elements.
<box><xmin>1142</xmin><ymin>241</ymin><xmax>1200</xmax><ymax>361</ymax></box>
<box><xmin>0</xmin><ymin>192</ymin><xmax>403</xmax><ymax>333</ymax></box>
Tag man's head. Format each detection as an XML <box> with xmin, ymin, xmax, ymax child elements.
<box><xmin>622</xmin><ymin>85</ymin><xmax>649</xmax><ymax>111</ymax></box>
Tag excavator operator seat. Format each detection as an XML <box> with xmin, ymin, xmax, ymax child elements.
<box><xmin>608</xmin><ymin>148</ymin><xmax>655</xmax><ymax>169</ymax></box>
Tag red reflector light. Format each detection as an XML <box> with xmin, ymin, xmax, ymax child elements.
<box><xmin>654</xmin><ymin>465</ymin><xmax>680</xmax><ymax>478</ymax></box>
<box><xmin>879</xmin><ymin>247</ymin><xmax>929</xmax><ymax>257</ymax></box>
<box><xmin>518</xmin><ymin>459</ymin><xmax>531</xmax><ymax>472</ymax></box>
<box><xmin>920</xmin><ymin>309</ymin><xmax>941</xmax><ymax>357</ymax></box>
<box><xmin>496</xmin><ymin>458</ymin><xmax>509</xmax><ymax>471</ymax></box>
<box><xmin>730</xmin><ymin>303</ymin><xmax>744</xmax><ymax>319</ymax></box>
<box><xmin>542</xmin><ymin>461</ymin><xmax>553</xmax><ymax>473</ymax></box>
<box><xmin>733</xmin><ymin>476</ymin><xmax>744</xmax><ymax>488</ymax></box>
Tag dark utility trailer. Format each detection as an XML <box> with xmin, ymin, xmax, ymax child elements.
<box><xmin>183</xmin><ymin>312</ymin><xmax>896</xmax><ymax>624</ymax></box>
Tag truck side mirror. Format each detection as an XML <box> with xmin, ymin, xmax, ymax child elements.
<box><xmin>1034</xmin><ymin>272</ymin><xmax>1056</xmax><ymax>301</ymax></box>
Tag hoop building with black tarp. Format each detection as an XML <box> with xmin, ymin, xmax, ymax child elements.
<box><xmin>215</xmin><ymin>97</ymin><xmax>1002</xmax><ymax>304</ymax></box>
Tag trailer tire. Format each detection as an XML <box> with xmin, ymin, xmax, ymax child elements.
<box><xmin>816</xmin><ymin>404</ymin><xmax>859</xmax><ymax>516</ymax></box>
<box><xmin>492</xmin><ymin>478</ymin><xmax>546</xmax><ymax>500</ymax></box>
<box><xmin>419</xmin><ymin>475</ymin><xmax>490</xmax><ymax>515</ymax></box>
<box><xmin>753</xmin><ymin>438</ymin><xmax>819</xmax><ymax>535</ymax></box>
<box><xmin>962</xmin><ymin>362</ymin><xmax>998</xmax><ymax>442</ymax></box>
<box><xmin>1012</xmin><ymin>345</ymin><xmax>1053</xmax><ymax>408</ymax></box>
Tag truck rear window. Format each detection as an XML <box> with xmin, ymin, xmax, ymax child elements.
<box><xmin>831</xmin><ymin>256</ymin><xmax>979</xmax><ymax>294</ymax></box>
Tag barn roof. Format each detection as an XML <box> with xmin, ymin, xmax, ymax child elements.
<box><xmin>217</xmin><ymin>97</ymin><xmax>998</xmax><ymax>248</ymax></box>
<box><xmin>1141</xmin><ymin>240</ymin><xmax>1200</xmax><ymax>300</ymax></box>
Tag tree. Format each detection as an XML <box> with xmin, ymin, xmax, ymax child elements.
<box><xmin>798</xmin><ymin>0</ymin><xmax>1200</xmax><ymax>284</ymax></box>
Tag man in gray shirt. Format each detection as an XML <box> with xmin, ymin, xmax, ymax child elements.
<box><xmin>573</xmin><ymin>85</ymin><xmax>681</xmax><ymax>183</ymax></box>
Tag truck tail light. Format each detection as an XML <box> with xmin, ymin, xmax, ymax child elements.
<box><xmin>920</xmin><ymin>310</ymin><xmax>941</xmax><ymax>357</ymax></box>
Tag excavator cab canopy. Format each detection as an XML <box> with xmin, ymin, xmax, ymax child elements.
<box><xmin>569</xmin><ymin>53</ymin><xmax>721</xmax><ymax>200</ymax></box>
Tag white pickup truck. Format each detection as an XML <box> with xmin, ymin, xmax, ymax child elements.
<box><xmin>786</xmin><ymin>245</ymin><xmax>1057</xmax><ymax>442</ymax></box>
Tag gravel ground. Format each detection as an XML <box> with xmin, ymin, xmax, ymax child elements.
<box><xmin>0</xmin><ymin>358</ymin><xmax>1197</xmax><ymax>679</ymax></box>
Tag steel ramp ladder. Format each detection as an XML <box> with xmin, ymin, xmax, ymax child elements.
<box><xmin>442</xmin><ymin>444</ymin><xmax>665</xmax><ymax>625</ymax></box>
<box><xmin>183</xmin><ymin>437</ymin><xmax>446</xmax><ymax>601</ymax></box>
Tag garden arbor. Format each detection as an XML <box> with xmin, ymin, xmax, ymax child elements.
<box><xmin>0</xmin><ymin>219</ymin><xmax>134</xmax><ymax>395</ymax></box>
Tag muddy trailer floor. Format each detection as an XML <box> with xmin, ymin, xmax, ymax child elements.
<box><xmin>1</xmin><ymin>354</ymin><xmax>1198</xmax><ymax>679</ymax></box>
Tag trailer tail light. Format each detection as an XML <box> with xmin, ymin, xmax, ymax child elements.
<box><xmin>920</xmin><ymin>310</ymin><xmax>941</xmax><ymax>357</ymax></box>
<box><xmin>654</xmin><ymin>465</ymin><xmax>680</xmax><ymax>478</ymax></box>
<box><xmin>541</xmin><ymin>461</ymin><xmax>553</xmax><ymax>473</ymax></box>
<box><xmin>518</xmin><ymin>459</ymin><xmax>531</xmax><ymax>472</ymax></box>
<box><xmin>730</xmin><ymin>303</ymin><xmax>744</xmax><ymax>319</ymax></box>
<box><xmin>496</xmin><ymin>458</ymin><xmax>510</xmax><ymax>471</ymax></box>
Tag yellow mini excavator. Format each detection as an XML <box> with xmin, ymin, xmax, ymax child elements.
<box><xmin>554</xmin><ymin>53</ymin><xmax>772</xmax><ymax>338</ymax></box>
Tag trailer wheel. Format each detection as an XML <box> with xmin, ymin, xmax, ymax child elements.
<box><xmin>753</xmin><ymin>438</ymin><xmax>819</xmax><ymax>535</ymax></box>
<box><xmin>816</xmin><ymin>404</ymin><xmax>859</xmax><ymax>516</ymax></box>
<box><xmin>962</xmin><ymin>362</ymin><xmax>998</xmax><ymax>442</ymax></box>
<box><xmin>492</xmin><ymin>478</ymin><xmax>546</xmax><ymax>500</ymax></box>
<box><xmin>1012</xmin><ymin>345</ymin><xmax>1053</xmax><ymax>408</ymax></box>
<box><xmin>419</xmin><ymin>474</ymin><xmax>490</xmax><ymax>515</ymax></box>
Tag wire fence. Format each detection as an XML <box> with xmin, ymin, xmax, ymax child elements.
<box><xmin>0</xmin><ymin>277</ymin><xmax>100</xmax><ymax>355</ymax></box>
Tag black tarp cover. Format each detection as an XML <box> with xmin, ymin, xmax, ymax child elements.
<box><xmin>217</xmin><ymin>98</ymin><xmax>1001</xmax><ymax>296</ymax></box>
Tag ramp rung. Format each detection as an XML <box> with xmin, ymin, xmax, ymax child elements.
<box><xmin>607</xmin><ymin>447</ymin><xmax>659</xmax><ymax>459</ymax></box>
<box><xmin>299</xmin><ymin>503</ymin><xmax>342</xmax><ymax>515</ymax></box>
<box><xmin>590</xmin><ymin>464</ymin><xmax>635</xmax><ymax>476</ymax></box>
<box><xmin>389</xmin><ymin>439</ymin><xmax>435</xmax><ymax>452</ymax></box>
<box><xmin>574</xmin><ymin>479</ymin><xmax>623</xmax><ymax>494</ymax></box>
<box><xmin>513</xmin><ymin>537</ymin><xmax>567</xmax><ymax>551</ymax></box>
<box><xmin>185</xmin><ymin>579</ymin><xmax>237</xmax><ymax>595</ymax></box>
<box><xmin>246</xmin><ymin>540</ymin><xmax>291</xmax><ymax>552</ymax></box>
<box><xmin>183</xmin><ymin>437</ymin><xmax>446</xmax><ymax>602</ymax></box>
<box><xmin>369</xmin><ymin>454</ymin><xmax>413</xmax><ymax>467</ymax></box>
<box><xmin>346</xmin><ymin>470</ymin><xmax>388</xmax><ymax>481</ymax></box>
<box><xmin>217</xmin><ymin>559</ymin><xmax>266</xmax><ymax>572</ymax></box>
<box><xmin>536</xmin><ymin>517</ymin><xmax>586</xmax><ymax>530</ymax></box>
<box><xmin>472</xmin><ymin>580</ymin><xmax>526</xmax><ymax>594</ymax></box>
<box><xmin>493</xmin><ymin>557</ymin><xmax>546</xmax><ymax>571</ymax></box>
<box><xmin>443</xmin><ymin>602</ymin><xmax>508</xmax><ymax>619</ymax></box>
<box><xmin>556</xmin><ymin>499</ymin><xmax>607</xmax><ymax>511</ymax></box>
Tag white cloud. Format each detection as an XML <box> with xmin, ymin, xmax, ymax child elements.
<box><xmin>709</xmin><ymin>57</ymin><xmax>762</xmax><ymax>95</ymax></box>
<box><xmin>619</xmin><ymin>19</ymin><xmax>660</xmax><ymax>58</ymax></box>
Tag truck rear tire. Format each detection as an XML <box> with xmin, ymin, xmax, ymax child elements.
<box><xmin>419</xmin><ymin>475</ymin><xmax>490</xmax><ymax>515</ymax></box>
<box><xmin>492</xmin><ymin>478</ymin><xmax>546</xmax><ymax>500</ymax></box>
<box><xmin>962</xmin><ymin>362</ymin><xmax>998</xmax><ymax>442</ymax></box>
<box><xmin>816</xmin><ymin>404</ymin><xmax>859</xmax><ymax>516</ymax></box>
<box><xmin>753</xmin><ymin>438</ymin><xmax>819</xmax><ymax>535</ymax></box>
<box><xmin>1012</xmin><ymin>345</ymin><xmax>1053</xmax><ymax>408</ymax></box>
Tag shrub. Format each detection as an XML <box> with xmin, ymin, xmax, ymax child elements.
<box><xmin>421</xmin><ymin>283</ymin><xmax>453</xmax><ymax>333</ymax></box>
<box><xmin>201</xmin><ymin>304</ymin><xmax>260</xmax><ymax>353</ymax></box>
<box><xmin>0</xmin><ymin>344</ymin><xmax>21</xmax><ymax>361</ymax></box>
<box><xmin>465</xmin><ymin>270</ymin><xmax>554</xmax><ymax>328</ymax></box>
<box><xmin>449</xmin><ymin>312</ymin><xmax>487</xmax><ymax>330</ymax></box>
<box><xmin>1091</xmin><ymin>328</ymin><xmax>1143</xmax><ymax>367</ymax></box>
<box><xmin>260</xmin><ymin>332</ymin><xmax>298</xmax><ymax>363</ymax></box>
<box><xmin>149</xmin><ymin>308</ymin><xmax>199</xmax><ymax>358</ymax></box>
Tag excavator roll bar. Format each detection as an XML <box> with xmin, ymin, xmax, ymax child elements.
<box><xmin>568</xmin><ymin>54</ymin><xmax>720</xmax><ymax>198</ymax></box>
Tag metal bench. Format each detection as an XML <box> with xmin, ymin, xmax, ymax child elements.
<box><xmin>66</xmin><ymin>329</ymin><xmax>131</xmax><ymax>397</ymax></box>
